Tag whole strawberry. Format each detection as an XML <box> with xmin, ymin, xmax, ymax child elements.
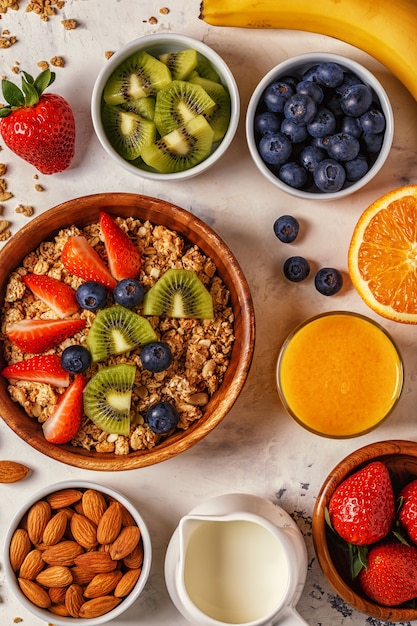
<box><xmin>398</xmin><ymin>479</ymin><xmax>417</xmax><ymax>544</ymax></box>
<box><xmin>328</xmin><ymin>460</ymin><xmax>395</xmax><ymax>545</ymax></box>
<box><xmin>358</xmin><ymin>542</ymin><xmax>417</xmax><ymax>606</ymax></box>
<box><xmin>0</xmin><ymin>69</ymin><xmax>75</xmax><ymax>174</ymax></box>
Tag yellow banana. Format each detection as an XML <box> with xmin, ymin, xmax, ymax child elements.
<box><xmin>199</xmin><ymin>0</ymin><xmax>417</xmax><ymax>103</ymax></box>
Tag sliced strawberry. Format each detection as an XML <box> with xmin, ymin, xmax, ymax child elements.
<box><xmin>22</xmin><ymin>274</ymin><xmax>79</xmax><ymax>318</ymax></box>
<box><xmin>1</xmin><ymin>355</ymin><xmax>70</xmax><ymax>387</ymax></box>
<box><xmin>99</xmin><ymin>211</ymin><xmax>142</xmax><ymax>281</ymax></box>
<box><xmin>61</xmin><ymin>235</ymin><xmax>117</xmax><ymax>290</ymax></box>
<box><xmin>7</xmin><ymin>318</ymin><xmax>86</xmax><ymax>354</ymax></box>
<box><xmin>42</xmin><ymin>374</ymin><xmax>86</xmax><ymax>444</ymax></box>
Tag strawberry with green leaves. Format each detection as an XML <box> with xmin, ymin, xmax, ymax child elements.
<box><xmin>398</xmin><ymin>479</ymin><xmax>417</xmax><ymax>545</ymax></box>
<box><xmin>0</xmin><ymin>69</ymin><xmax>75</xmax><ymax>174</ymax></box>
<box><xmin>42</xmin><ymin>374</ymin><xmax>86</xmax><ymax>444</ymax></box>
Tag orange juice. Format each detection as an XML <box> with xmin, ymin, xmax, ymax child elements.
<box><xmin>277</xmin><ymin>312</ymin><xmax>403</xmax><ymax>438</ymax></box>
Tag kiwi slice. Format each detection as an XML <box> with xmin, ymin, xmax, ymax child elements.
<box><xmin>140</xmin><ymin>115</ymin><xmax>214</xmax><ymax>174</ymax></box>
<box><xmin>83</xmin><ymin>363</ymin><xmax>135</xmax><ymax>436</ymax></box>
<box><xmin>189</xmin><ymin>75</ymin><xmax>231</xmax><ymax>143</ymax></box>
<box><xmin>120</xmin><ymin>96</ymin><xmax>156</xmax><ymax>121</ymax></box>
<box><xmin>142</xmin><ymin>268</ymin><xmax>214</xmax><ymax>319</ymax></box>
<box><xmin>103</xmin><ymin>50</ymin><xmax>172</xmax><ymax>105</ymax></box>
<box><xmin>194</xmin><ymin>59</ymin><xmax>222</xmax><ymax>83</ymax></box>
<box><xmin>86</xmin><ymin>305</ymin><xmax>157</xmax><ymax>362</ymax></box>
<box><xmin>102</xmin><ymin>104</ymin><xmax>156</xmax><ymax>160</ymax></box>
<box><xmin>153</xmin><ymin>79</ymin><xmax>215</xmax><ymax>137</ymax></box>
<box><xmin>158</xmin><ymin>48</ymin><xmax>198</xmax><ymax>80</ymax></box>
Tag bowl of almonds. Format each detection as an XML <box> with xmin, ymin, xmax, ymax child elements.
<box><xmin>4</xmin><ymin>480</ymin><xmax>152</xmax><ymax>624</ymax></box>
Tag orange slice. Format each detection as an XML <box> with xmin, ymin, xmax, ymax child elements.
<box><xmin>348</xmin><ymin>185</ymin><xmax>417</xmax><ymax>324</ymax></box>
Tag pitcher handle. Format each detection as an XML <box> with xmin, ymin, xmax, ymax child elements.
<box><xmin>273</xmin><ymin>607</ymin><xmax>310</xmax><ymax>626</ymax></box>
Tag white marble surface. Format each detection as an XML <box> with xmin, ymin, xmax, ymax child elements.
<box><xmin>1</xmin><ymin>2</ymin><xmax>417</xmax><ymax>625</ymax></box>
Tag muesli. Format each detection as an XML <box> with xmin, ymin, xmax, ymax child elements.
<box><xmin>1</xmin><ymin>215</ymin><xmax>235</xmax><ymax>454</ymax></box>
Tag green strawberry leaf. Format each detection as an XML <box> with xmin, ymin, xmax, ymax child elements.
<box><xmin>34</xmin><ymin>69</ymin><xmax>55</xmax><ymax>95</ymax></box>
<box><xmin>0</xmin><ymin>106</ymin><xmax>12</xmax><ymax>118</ymax></box>
<box><xmin>1</xmin><ymin>79</ymin><xmax>24</xmax><ymax>107</ymax></box>
<box><xmin>349</xmin><ymin>543</ymin><xmax>368</xmax><ymax>579</ymax></box>
<box><xmin>22</xmin><ymin>71</ymin><xmax>34</xmax><ymax>85</ymax></box>
<box><xmin>21</xmin><ymin>79</ymin><xmax>39</xmax><ymax>107</ymax></box>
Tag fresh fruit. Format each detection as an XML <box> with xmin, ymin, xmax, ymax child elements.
<box><xmin>0</xmin><ymin>69</ymin><xmax>75</xmax><ymax>174</ymax></box>
<box><xmin>142</xmin><ymin>268</ymin><xmax>214</xmax><ymax>318</ymax></box>
<box><xmin>258</xmin><ymin>131</ymin><xmax>292</xmax><ymax>166</ymax></box>
<box><xmin>159</xmin><ymin>48</ymin><xmax>199</xmax><ymax>80</ymax></box>
<box><xmin>153</xmin><ymin>79</ymin><xmax>215</xmax><ymax>137</ymax></box>
<box><xmin>61</xmin><ymin>345</ymin><xmax>92</xmax><ymax>374</ymax></box>
<box><xmin>328</xmin><ymin>461</ymin><xmax>395</xmax><ymax>546</ymax></box>
<box><xmin>273</xmin><ymin>215</ymin><xmax>300</xmax><ymax>243</ymax></box>
<box><xmin>348</xmin><ymin>185</ymin><xmax>417</xmax><ymax>323</ymax></box>
<box><xmin>198</xmin><ymin>0</ymin><xmax>417</xmax><ymax>103</ymax></box>
<box><xmin>86</xmin><ymin>305</ymin><xmax>157</xmax><ymax>362</ymax></box>
<box><xmin>358</xmin><ymin>543</ymin><xmax>417</xmax><ymax>606</ymax></box>
<box><xmin>0</xmin><ymin>460</ymin><xmax>30</xmax><ymax>483</ymax></box>
<box><xmin>313</xmin><ymin>159</ymin><xmax>346</xmax><ymax>193</ymax></box>
<box><xmin>83</xmin><ymin>363</ymin><xmax>136</xmax><ymax>436</ymax></box>
<box><xmin>283</xmin><ymin>256</ymin><xmax>310</xmax><ymax>282</ymax></box>
<box><xmin>62</xmin><ymin>236</ymin><xmax>117</xmax><ymax>290</ymax></box>
<box><xmin>6</xmin><ymin>318</ymin><xmax>86</xmax><ymax>354</ymax></box>
<box><xmin>314</xmin><ymin>267</ymin><xmax>343</xmax><ymax>295</ymax></box>
<box><xmin>398</xmin><ymin>480</ymin><xmax>417</xmax><ymax>545</ymax></box>
<box><xmin>1</xmin><ymin>354</ymin><xmax>70</xmax><ymax>386</ymax></box>
<box><xmin>140</xmin><ymin>341</ymin><xmax>172</xmax><ymax>373</ymax></box>
<box><xmin>99</xmin><ymin>212</ymin><xmax>142</xmax><ymax>281</ymax></box>
<box><xmin>76</xmin><ymin>281</ymin><xmax>108</xmax><ymax>311</ymax></box>
<box><xmin>188</xmin><ymin>75</ymin><xmax>231</xmax><ymax>142</ymax></box>
<box><xmin>42</xmin><ymin>375</ymin><xmax>86</xmax><ymax>444</ymax></box>
<box><xmin>113</xmin><ymin>278</ymin><xmax>145</xmax><ymax>308</ymax></box>
<box><xmin>101</xmin><ymin>104</ymin><xmax>156</xmax><ymax>160</ymax></box>
<box><xmin>145</xmin><ymin>401</ymin><xmax>179</xmax><ymax>434</ymax></box>
<box><xmin>22</xmin><ymin>274</ymin><xmax>79</xmax><ymax>318</ymax></box>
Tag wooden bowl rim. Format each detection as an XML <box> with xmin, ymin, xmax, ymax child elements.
<box><xmin>0</xmin><ymin>192</ymin><xmax>255</xmax><ymax>471</ymax></box>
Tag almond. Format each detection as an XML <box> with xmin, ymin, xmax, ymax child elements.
<box><xmin>27</xmin><ymin>500</ymin><xmax>51</xmax><ymax>544</ymax></box>
<box><xmin>78</xmin><ymin>595</ymin><xmax>121</xmax><ymax>618</ymax></box>
<box><xmin>123</xmin><ymin>541</ymin><xmax>144</xmax><ymax>569</ymax></box>
<box><xmin>0</xmin><ymin>460</ymin><xmax>30</xmax><ymax>483</ymax></box>
<box><xmin>71</xmin><ymin>565</ymin><xmax>97</xmax><ymax>586</ymax></box>
<box><xmin>109</xmin><ymin>525</ymin><xmax>141</xmax><ymax>561</ymax></box>
<box><xmin>120</xmin><ymin>504</ymin><xmax>136</xmax><ymax>527</ymax></box>
<box><xmin>96</xmin><ymin>501</ymin><xmax>122</xmax><ymax>545</ymax></box>
<box><xmin>74</xmin><ymin>550</ymin><xmax>117</xmax><ymax>573</ymax></box>
<box><xmin>82</xmin><ymin>489</ymin><xmax>107</xmax><ymax>525</ymax></box>
<box><xmin>10</xmin><ymin>528</ymin><xmax>31</xmax><ymax>571</ymax></box>
<box><xmin>49</xmin><ymin>603</ymin><xmax>71</xmax><ymax>616</ymax></box>
<box><xmin>36</xmin><ymin>565</ymin><xmax>73</xmax><ymax>587</ymax></box>
<box><xmin>49</xmin><ymin>586</ymin><xmax>68</xmax><ymax>604</ymax></box>
<box><xmin>42</xmin><ymin>540</ymin><xmax>84</xmax><ymax>566</ymax></box>
<box><xmin>43</xmin><ymin>510</ymin><xmax>68</xmax><ymax>545</ymax></box>
<box><xmin>18</xmin><ymin>578</ymin><xmax>51</xmax><ymax>608</ymax></box>
<box><xmin>65</xmin><ymin>583</ymin><xmax>85</xmax><ymax>617</ymax></box>
<box><xmin>19</xmin><ymin>549</ymin><xmax>45</xmax><ymax>580</ymax></box>
<box><xmin>46</xmin><ymin>488</ymin><xmax>83</xmax><ymax>509</ymax></box>
<box><xmin>84</xmin><ymin>570</ymin><xmax>123</xmax><ymax>598</ymax></box>
<box><xmin>114</xmin><ymin>567</ymin><xmax>142</xmax><ymax>597</ymax></box>
<box><xmin>70</xmin><ymin>512</ymin><xmax>98</xmax><ymax>549</ymax></box>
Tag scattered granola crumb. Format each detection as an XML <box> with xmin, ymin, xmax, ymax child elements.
<box><xmin>105</xmin><ymin>50</ymin><xmax>114</xmax><ymax>60</ymax></box>
<box><xmin>15</xmin><ymin>204</ymin><xmax>34</xmax><ymax>217</ymax></box>
<box><xmin>34</xmin><ymin>183</ymin><xmax>44</xmax><ymax>191</ymax></box>
<box><xmin>13</xmin><ymin>618</ymin><xmax>23</xmax><ymax>624</ymax></box>
<box><xmin>0</xmin><ymin>0</ymin><xmax>21</xmax><ymax>14</ymax></box>
<box><xmin>50</xmin><ymin>55</ymin><xmax>64</xmax><ymax>67</ymax></box>
<box><xmin>33</xmin><ymin>174</ymin><xmax>39</xmax><ymax>179</ymax></box>
<box><xmin>0</xmin><ymin>219</ymin><xmax>11</xmax><ymax>240</ymax></box>
<box><xmin>11</xmin><ymin>64</ymin><xmax>19</xmax><ymax>73</ymax></box>
<box><xmin>61</xmin><ymin>18</ymin><xmax>76</xmax><ymax>29</ymax></box>
<box><xmin>0</xmin><ymin>191</ymin><xmax>13</xmax><ymax>201</ymax></box>
<box><xmin>160</xmin><ymin>7</ymin><xmax>170</xmax><ymax>14</ymax></box>
<box><xmin>26</xmin><ymin>0</ymin><xmax>65</xmax><ymax>21</ymax></box>
<box><xmin>0</xmin><ymin>163</ymin><xmax>6</xmax><ymax>176</ymax></box>
<box><xmin>37</xmin><ymin>60</ymin><xmax>49</xmax><ymax>70</ymax></box>
<box><xmin>0</xmin><ymin>34</ymin><xmax>17</xmax><ymax>47</ymax></box>
<box><xmin>148</xmin><ymin>15</ymin><xmax>158</xmax><ymax>24</ymax></box>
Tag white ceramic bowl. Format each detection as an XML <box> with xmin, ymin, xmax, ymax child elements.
<box><xmin>246</xmin><ymin>52</ymin><xmax>394</xmax><ymax>200</ymax></box>
<box><xmin>4</xmin><ymin>480</ymin><xmax>152</xmax><ymax>625</ymax></box>
<box><xmin>91</xmin><ymin>33</ymin><xmax>239</xmax><ymax>181</ymax></box>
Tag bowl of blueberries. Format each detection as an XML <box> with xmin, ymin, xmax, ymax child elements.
<box><xmin>246</xmin><ymin>53</ymin><xmax>394</xmax><ymax>199</ymax></box>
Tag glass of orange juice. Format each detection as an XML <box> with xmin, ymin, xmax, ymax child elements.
<box><xmin>276</xmin><ymin>311</ymin><xmax>403</xmax><ymax>438</ymax></box>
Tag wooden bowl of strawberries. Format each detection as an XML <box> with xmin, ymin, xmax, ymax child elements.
<box><xmin>312</xmin><ymin>440</ymin><xmax>417</xmax><ymax>622</ymax></box>
<box><xmin>0</xmin><ymin>192</ymin><xmax>255</xmax><ymax>471</ymax></box>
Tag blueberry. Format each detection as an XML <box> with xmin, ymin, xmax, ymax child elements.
<box><xmin>306</xmin><ymin>107</ymin><xmax>336</xmax><ymax>138</ymax></box>
<box><xmin>140</xmin><ymin>341</ymin><xmax>172</xmax><ymax>373</ymax></box>
<box><xmin>300</xmin><ymin>145</ymin><xmax>326</xmax><ymax>173</ymax></box>
<box><xmin>327</xmin><ymin>133</ymin><xmax>360</xmax><ymax>162</ymax></box>
<box><xmin>283</xmin><ymin>256</ymin><xmax>310</xmax><ymax>282</ymax></box>
<box><xmin>340</xmin><ymin>83</ymin><xmax>373</xmax><ymax>117</ymax></box>
<box><xmin>254</xmin><ymin>111</ymin><xmax>281</xmax><ymax>136</ymax></box>
<box><xmin>284</xmin><ymin>93</ymin><xmax>317</xmax><ymax>125</ymax></box>
<box><xmin>314</xmin><ymin>267</ymin><xmax>343</xmax><ymax>296</ymax></box>
<box><xmin>279</xmin><ymin>162</ymin><xmax>308</xmax><ymax>189</ymax></box>
<box><xmin>145</xmin><ymin>401</ymin><xmax>179</xmax><ymax>434</ymax></box>
<box><xmin>340</xmin><ymin>115</ymin><xmax>362</xmax><ymax>139</ymax></box>
<box><xmin>313</xmin><ymin>159</ymin><xmax>346</xmax><ymax>193</ymax></box>
<box><xmin>301</xmin><ymin>65</ymin><xmax>320</xmax><ymax>83</ymax></box>
<box><xmin>280</xmin><ymin>118</ymin><xmax>308</xmax><ymax>143</ymax></box>
<box><xmin>263</xmin><ymin>81</ymin><xmax>294</xmax><ymax>113</ymax></box>
<box><xmin>76</xmin><ymin>281</ymin><xmax>107</xmax><ymax>310</ymax></box>
<box><xmin>278</xmin><ymin>75</ymin><xmax>299</xmax><ymax>91</ymax></box>
<box><xmin>61</xmin><ymin>345</ymin><xmax>92</xmax><ymax>373</ymax></box>
<box><xmin>296</xmin><ymin>80</ymin><xmax>324</xmax><ymax>104</ymax></box>
<box><xmin>258</xmin><ymin>132</ymin><xmax>292</xmax><ymax>166</ymax></box>
<box><xmin>113</xmin><ymin>278</ymin><xmax>144</xmax><ymax>308</ymax></box>
<box><xmin>315</xmin><ymin>62</ymin><xmax>344</xmax><ymax>88</ymax></box>
<box><xmin>273</xmin><ymin>215</ymin><xmax>300</xmax><ymax>243</ymax></box>
<box><xmin>359</xmin><ymin>108</ymin><xmax>386</xmax><ymax>134</ymax></box>
<box><xmin>336</xmin><ymin>72</ymin><xmax>363</xmax><ymax>95</ymax></box>
<box><xmin>344</xmin><ymin>154</ymin><xmax>369</xmax><ymax>182</ymax></box>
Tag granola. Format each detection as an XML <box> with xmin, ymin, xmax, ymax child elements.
<box><xmin>1</xmin><ymin>215</ymin><xmax>235</xmax><ymax>455</ymax></box>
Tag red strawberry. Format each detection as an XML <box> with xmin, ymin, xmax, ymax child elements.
<box><xmin>22</xmin><ymin>274</ymin><xmax>79</xmax><ymax>318</ymax></box>
<box><xmin>61</xmin><ymin>236</ymin><xmax>117</xmax><ymax>290</ymax></box>
<box><xmin>328</xmin><ymin>461</ymin><xmax>395</xmax><ymax>546</ymax></box>
<box><xmin>1</xmin><ymin>355</ymin><xmax>70</xmax><ymax>387</ymax></box>
<box><xmin>42</xmin><ymin>374</ymin><xmax>86</xmax><ymax>444</ymax></box>
<box><xmin>398</xmin><ymin>479</ymin><xmax>417</xmax><ymax>544</ymax></box>
<box><xmin>99</xmin><ymin>211</ymin><xmax>142</xmax><ymax>281</ymax></box>
<box><xmin>358</xmin><ymin>542</ymin><xmax>417</xmax><ymax>606</ymax></box>
<box><xmin>6</xmin><ymin>318</ymin><xmax>86</xmax><ymax>354</ymax></box>
<box><xmin>0</xmin><ymin>69</ymin><xmax>75</xmax><ymax>174</ymax></box>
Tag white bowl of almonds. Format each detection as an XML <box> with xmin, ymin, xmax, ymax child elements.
<box><xmin>4</xmin><ymin>480</ymin><xmax>152</xmax><ymax>624</ymax></box>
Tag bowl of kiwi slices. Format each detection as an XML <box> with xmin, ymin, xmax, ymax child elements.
<box><xmin>0</xmin><ymin>192</ymin><xmax>255</xmax><ymax>471</ymax></box>
<box><xmin>91</xmin><ymin>33</ymin><xmax>240</xmax><ymax>180</ymax></box>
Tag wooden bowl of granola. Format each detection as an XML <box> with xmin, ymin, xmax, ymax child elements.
<box><xmin>0</xmin><ymin>193</ymin><xmax>255</xmax><ymax>470</ymax></box>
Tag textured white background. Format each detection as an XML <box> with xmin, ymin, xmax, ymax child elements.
<box><xmin>1</xmin><ymin>1</ymin><xmax>417</xmax><ymax>625</ymax></box>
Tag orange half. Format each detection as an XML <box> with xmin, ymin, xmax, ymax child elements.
<box><xmin>348</xmin><ymin>185</ymin><xmax>417</xmax><ymax>324</ymax></box>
